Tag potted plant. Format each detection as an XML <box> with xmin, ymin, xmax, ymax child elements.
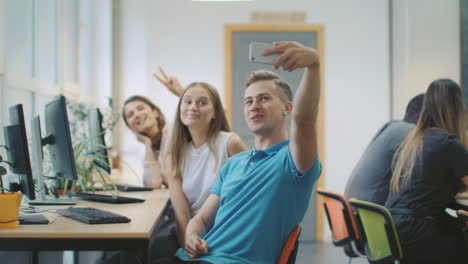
<box><xmin>0</xmin><ymin>154</ymin><xmax>22</xmax><ymax>229</ymax></box>
<box><xmin>72</xmin><ymin>137</ymin><xmax>117</xmax><ymax>193</ymax></box>
<box><xmin>41</xmin><ymin>96</ymin><xmax>120</xmax><ymax>195</ymax></box>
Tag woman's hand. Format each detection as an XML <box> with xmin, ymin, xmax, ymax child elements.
<box><xmin>132</xmin><ymin>130</ymin><xmax>152</xmax><ymax>145</ymax></box>
<box><xmin>153</xmin><ymin>66</ymin><xmax>184</xmax><ymax>97</ymax></box>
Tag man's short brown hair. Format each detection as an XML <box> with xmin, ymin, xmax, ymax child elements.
<box><xmin>245</xmin><ymin>70</ymin><xmax>293</xmax><ymax>102</ymax></box>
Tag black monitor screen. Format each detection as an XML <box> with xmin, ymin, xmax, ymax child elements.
<box><xmin>44</xmin><ymin>96</ymin><xmax>78</xmax><ymax>181</ymax></box>
<box><xmin>3</xmin><ymin>104</ymin><xmax>36</xmax><ymax>200</ymax></box>
<box><xmin>88</xmin><ymin>108</ymin><xmax>111</xmax><ymax>174</ymax></box>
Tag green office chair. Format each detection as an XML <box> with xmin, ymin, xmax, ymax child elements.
<box><xmin>349</xmin><ymin>198</ymin><xmax>403</xmax><ymax>264</ymax></box>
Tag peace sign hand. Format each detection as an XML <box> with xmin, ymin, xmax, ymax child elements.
<box><xmin>153</xmin><ymin>66</ymin><xmax>184</xmax><ymax>97</ymax></box>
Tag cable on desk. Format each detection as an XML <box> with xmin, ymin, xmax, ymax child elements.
<box><xmin>48</xmin><ymin>214</ymin><xmax>64</xmax><ymax>224</ymax></box>
<box><xmin>0</xmin><ymin>219</ymin><xmax>17</xmax><ymax>224</ymax></box>
<box><xmin>120</xmin><ymin>160</ymin><xmax>143</xmax><ymax>183</ymax></box>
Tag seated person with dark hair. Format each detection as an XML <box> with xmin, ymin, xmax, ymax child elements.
<box><xmin>173</xmin><ymin>41</ymin><xmax>322</xmax><ymax>264</ymax></box>
<box><xmin>385</xmin><ymin>79</ymin><xmax>468</xmax><ymax>263</ymax></box>
<box><xmin>344</xmin><ymin>94</ymin><xmax>424</xmax><ymax>205</ymax></box>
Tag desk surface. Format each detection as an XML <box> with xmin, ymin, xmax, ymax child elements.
<box><xmin>0</xmin><ymin>189</ymin><xmax>169</xmax><ymax>240</ymax></box>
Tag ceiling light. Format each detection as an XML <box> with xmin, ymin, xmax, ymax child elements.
<box><xmin>192</xmin><ymin>0</ymin><xmax>252</xmax><ymax>2</ymax></box>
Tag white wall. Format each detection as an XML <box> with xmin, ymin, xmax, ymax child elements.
<box><xmin>0</xmin><ymin>0</ymin><xmax>4</xmax><ymax>75</ymax></box>
<box><xmin>115</xmin><ymin>0</ymin><xmax>149</xmax><ymax>168</ymax></box>
<box><xmin>0</xmin><ymin>0</ymin><xmax>5</xmax><ymax>124</ymax></box>
<box><xmin>92</xmin><ymin>0</ymin><xmax>112</xmax><ymax>108</ymax></box>
<box><xmin>392</xmin><ymin>0</ymin><xmax>460</xmax><ymax>118</ymax></box>
<box><xmin>0</xmin><ymin>0</ymin><xmax>5</xmax><ymax>178</ymax></box>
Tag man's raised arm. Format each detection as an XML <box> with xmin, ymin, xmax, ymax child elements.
<box><xmin>264</xmin><ymin>41</ymin><xmax>320</xmax><ymax>173</ymax></box>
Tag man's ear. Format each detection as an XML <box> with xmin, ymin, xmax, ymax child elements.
<box><xmin>283</xmin><ymin>101</ymin><xmax>293</xmax><ymax>116</ymax></box>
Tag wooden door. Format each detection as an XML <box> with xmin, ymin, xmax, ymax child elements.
<box><xmin>224</xmin><ymin>25</ymin><xmax>325</xmax><ymax>241</ymax></box>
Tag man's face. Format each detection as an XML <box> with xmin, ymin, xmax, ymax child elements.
<box><xmin>243</xmin><ymin>80</ymin><xmax>291</xmax><ymax>135</ymax></box>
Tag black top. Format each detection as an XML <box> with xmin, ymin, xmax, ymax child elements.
<box><xmin>344</xmin><ymin>121</ymin><xmax>415</xmax><ymax>205</ymax></box>
<box><xmin>385</xmin><ymin>129</ymin><xmax>468</xmax><ymax>243</ymax></box>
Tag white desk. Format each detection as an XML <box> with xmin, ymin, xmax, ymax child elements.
<box><xmin>0</xmin><ymin>189</ymin><xmax>169</xmax><ymax>264</ymax></box>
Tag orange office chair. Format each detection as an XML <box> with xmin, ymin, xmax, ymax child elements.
<box><xmin>277</xmin><ymin>225</ymin><xmax>301</xmax><ymax>264</ymax></box>
<box><xmin>316</xmin><ymin>188</ymin><xmax>365</xmax><ymax>261</ymax></box>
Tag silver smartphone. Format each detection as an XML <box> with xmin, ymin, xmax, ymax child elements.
<box><xmin>249</xmin><ymin>42</ymin><xmax>279</xmax><ymax>65</ymax></box>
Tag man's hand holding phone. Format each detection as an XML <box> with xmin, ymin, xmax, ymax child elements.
<box><xmin>249</xmin><ymin>42</ymin><xmax>280</xmax><ymax>65</ymax></box>
<box><xmin>262</xmin><ymin>41</ymin><xmax>320</xmax><ymax>71</ymax></box>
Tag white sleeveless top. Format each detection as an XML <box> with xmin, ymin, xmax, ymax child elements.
<box><xmin>182</xmin><ymin>131</ymin><xmax>232</xmax><ymax>215</ymax></box>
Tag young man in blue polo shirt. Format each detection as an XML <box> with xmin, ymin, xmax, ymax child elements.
<box><xmin>175</xmin><ymin>41</ymin><xmax>322</xmax><ymax>264</ymax></box>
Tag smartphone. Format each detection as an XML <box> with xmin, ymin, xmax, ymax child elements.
<box><xmin>249</xmin><ymin>42</ymin><xmax>280</xmax><ymax>65</ymax></box>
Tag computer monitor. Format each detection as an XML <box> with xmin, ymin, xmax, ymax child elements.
<box><xmin>88</xmin><ymin>108</ymin><xmax>111</xmax><ymax>174</ymax></box>
<box><xmin>29</xmin><ymin>95</ymin><xmax>77</xmax><ymax>205</ymax></box>
<box><xmin>2</xmin><ymin>104</ymin><xmax>36</xmax><ymax>200</ymax></box>
<box><xmin>44</xmin><ymin>95</ymin><xmax>78</xmax><ymax>180</ymax></box>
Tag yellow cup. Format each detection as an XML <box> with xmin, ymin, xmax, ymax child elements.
<box><xmin>0</xmin><ymin>192</ymin><xmax>22</xmax><ymax>229</ymax></box>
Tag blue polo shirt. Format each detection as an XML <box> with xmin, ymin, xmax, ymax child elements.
<box><xmin>176</xmin><ymin>140</ymin><xmax>321</xmax><ymax>264</ymax></box>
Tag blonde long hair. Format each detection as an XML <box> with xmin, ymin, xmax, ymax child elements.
<box><xmin>167</xmin><ymin>82</ymin><xmax>231</xmax><ymax>180</ymax></box>
<box><xmin>390</xmin><ymin>79</ymin><xmax>468</xmax><ymax>191</ymax></box>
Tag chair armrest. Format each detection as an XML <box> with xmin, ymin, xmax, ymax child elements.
<box><xmin>456</xmin><ymin>210</ymin><xmax>468</xmax><ymax>222</ymax></box>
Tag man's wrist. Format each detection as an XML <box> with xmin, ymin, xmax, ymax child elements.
<box><xmin>306</xmin><ymin>62</ymin><xmax>320</xmax><ymax>70</ymax></box>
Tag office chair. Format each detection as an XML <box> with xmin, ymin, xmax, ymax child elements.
<box><xmin>456</xmin><ymin>210</ymin><xmax>468</xmax><ymax>249</ymax></box>
<box><xmin>349</xmin><ymin>198</ymin><xmax>403</xmax><ymax>264</ymax></box>
<box><xmin>316</xmin><ymin>188</ymin><xmax>365</xmax><ymax>263</ymax></box>
<box><xmin>277</xmin><ymin>225</ymin><xmax>301</xmax><ymax>264</ymax></box>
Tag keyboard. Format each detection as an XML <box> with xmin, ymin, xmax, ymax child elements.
<box><xmin>68</xmin><ymin>192</ymin><xmax>145</xmax><ymax>204</ymax></box>
<box><xmin>57</xmin><ymin>207</ymin><xmax>131</xmax><ymax>224</ymax></box>
<box><xmin>18</xmin><ymin>214</ymin><xmax>49</xmax><ymax>225</ymax></box>
<box><xmin>115</xmin><ymin>184</ymin><xmax>154</xmax><ymax>192</ymax></box>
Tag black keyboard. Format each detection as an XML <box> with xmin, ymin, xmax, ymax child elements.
<box><xmin>115</xmin><ymin>184</ymin><xmax>154</xmax><ymax>192</ymax></box>
<box><xmin>18</xmin><ymin>214</ymin><xmax>49</xmax><ymax>225</ymax></box>
<box><xmin>58</xmin><ymin>207</ymin><xmax>131</xmax><ymax>224</ymax></box>
<box><xmin>68</xmin><ymin>192</ymin><xmax>145</xmax><ymax>204</ymax></box>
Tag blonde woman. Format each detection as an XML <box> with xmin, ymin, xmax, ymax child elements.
<box><xmin>385</xmin><ymin>79</ymin><xmax>468</xmax><ymax>264</ymax></box>
<box><xmin>152</xmin><ymin>70</ymin><xmax>248</xmax><ymax>262</ymax></box>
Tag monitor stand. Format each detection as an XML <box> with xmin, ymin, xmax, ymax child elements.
<box><xmin>28</xmin><ymin>116</ymin><xmax>77</xmax><ymax>206</ymax></box>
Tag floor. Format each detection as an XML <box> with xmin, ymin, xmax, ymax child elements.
<box><xmin>296</xmin><ymin>241</ymin><xmax>368</xmax><ymax>264</ymax></box>
<box><xmin>0</xmin><ymin>242</ymin><xmax>370</xmax><ymax>264</ymax></box>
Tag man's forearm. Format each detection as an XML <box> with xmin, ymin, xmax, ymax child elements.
<box><xmin>168</xmin><ymin>178</ymin><xmax>193</xmax><ymax>245</ymax></box>
<box><xmin>186</xmin><ymin>215</ymin><xmax>208</xmax><ymax>238</ymax></box>
<box><xmin>184</xmin><ymin>194</ymin><xmax>220</xmax><ymax>243</ymax></box>
<box><xmin>292</xmin><ymin>66</ymin><xmax>320</xmax><ymax>124</ymax></box>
